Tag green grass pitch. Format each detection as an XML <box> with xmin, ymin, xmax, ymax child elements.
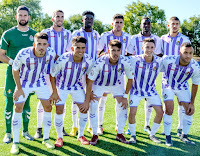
<box><xmin>0</xmin><ymin>63</ymin><xmax>200</xmax><ymax>155</ymax></box>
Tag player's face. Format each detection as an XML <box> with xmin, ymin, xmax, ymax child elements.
<box><xmin>82</xmin><ymin>14</ymin><xmax>94</xmax><ymax>28</ymax></box>
<box><xmin>72</xmin><ymin>42</ymin><xmax>86</xmax><ymax>59</ymax></box>
<box><xmin>108</xmin><ymin>46</ymin><xmax>121</xmax><ymax>64</ymax></box>
<box><xmin>34</xmin><ymin>39</ymin><xmax>49</xmax><ymax>57</ymax></box>
<box><xmin>112</xmin><ymin>18</ymin><xmax>124</xmax><ymax>32</ymax></box>
<box><xmin>168</xmin><ymin>19</ymin><xmax>180</xmax><ymax>33</ymax></box>
<box><xmin>179</xmin><ymin>47</ymin><xmax>193</xmax><ymax>65</ymax></box>
<box><xmin>16</xmin><ymin>10</ymin><xmax>30</xmax><ymax>26</ymax></box>
<box><xmin>142</xmin><ymin>42</ymin><xmax>155</xmax><ymax>58</ymax></box>
<box><xmin>141</xmin><ymin>19</ymin><xmax>151</xmax><ymax>32</ymax></box>
<box><xmin>52</xmin><ymin>11</ymin><xmax>64</xmax><ymax>27</ymax></box>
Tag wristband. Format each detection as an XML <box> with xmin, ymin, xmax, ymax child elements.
<box><xmin>8</xmin><ymin>59</ymin><xmax>14</xmax><ymax>65</ymax></box>
<box><xmin>123</xmin><ymin>93</ymin><xmax>128</xmax><ymax>98</ymax></box>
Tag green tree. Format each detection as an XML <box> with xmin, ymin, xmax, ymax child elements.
<box><xmin>123</xmin><ymin>0</ymin><xmax>167</xmax><ymax>36</ymax></box>
<box><xmin>0</xmin><ymin>0</ymin><xmax>41</xmax><ymax>36</ymax></box>
<box><xmin>181</xmin><ymin>15</ymin><xmax>200</xmax><ymax>55</ymax></box>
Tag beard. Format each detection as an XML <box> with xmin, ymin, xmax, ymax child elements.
<box><xmin>19</xmin><ymin>20</ymin><xmax>29</xmax><ymax>26</ymax></box>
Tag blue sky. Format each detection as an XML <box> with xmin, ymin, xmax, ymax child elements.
<box><xmin>40</xmin><ymin>0</ymin><xmax>200</xmax><ymax>24</ymax></box>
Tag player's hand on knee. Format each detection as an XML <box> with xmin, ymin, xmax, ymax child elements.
<box><xmin>49</xmin><ymin>91</ymin><xmax>61</xmax><ymax>105</ymax></box>
<box><xmin>90</xmin><ymin>91</ymin><xmax>97</xmax><ymax>102</ymax></box>
<box><xmin>121</xmin><ymin>98</ymin><xmax>128</xmax><ymax>110</ymax></box>
<box><xmin>187</xmin><ymin>104</ymin><xmax>195</xmax><ymax>115</ymax></box>
<box><xmin>13</xmin><ymin>89</ymin><xmax>25</xmax><ymax>101</ymax></box>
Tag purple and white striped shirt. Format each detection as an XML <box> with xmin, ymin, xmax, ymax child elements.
<box><xmin>12</xmin><ymin>47</ymin><xmax>56</xmax><ymax>88</ymax></box>
<box><xmin>129</xmin><ymin>55</ymin><xmax>162</xmax><ymax>96</ymax></box>
<box><xmin>161</xmin><ymin>32</ymin><xmax>190</xmax><ymax>56</ymax></box>
<box><xmin>98</xmin><ymin>30</ymin><xmax>131</xmax><ymax>56</ymax></box>
<box><xmin>88</xmin><ymin>54</ymin><xmax>134</xmax><ymax>86</ymax></box>
<box><xmin>72</xmin><ymin>28</ymin><xmax>100</xmax><ymax>61</ymax></box>
<box><xmin>161</xmin><ymin>55</ymin><xmax>200</xmax><ymax>90</ymax></box>
<box><xmin>51</xmin><ymin>52</ymin><xmax>93</xmax><ymax>90</ymax></box>
<box><xmin>127</xmin><ymin>32</ymin><xmax>162</xmax><ymax>55</ymax></box>
<box><xmin>42</xmin><ymin>27</ymin><xmax>72</xmax><ymax>56</ymax></box>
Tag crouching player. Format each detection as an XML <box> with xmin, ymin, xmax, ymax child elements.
<box><xmin>128</xmin><ymin>38</ymin><xmax>164</xmax><ymax>144</ymax></box>
<box><xmin>50</xmin><ymin>36</ymin><xmax>93</xmax><ymax>146</ymax></box>
<box><xmin>162</xmin><ymin>42</ymin><xmax>200</xmax><ymax>146</ymax></box>
<box><xmin>87</xmin><ymin>39</ymin><xmax>134</xmax><ymax>145</ymax></box>
<box><xmin>11</xmin><ymin>33</ymin><xmax>56</xmax><ymax>154</ymax></box>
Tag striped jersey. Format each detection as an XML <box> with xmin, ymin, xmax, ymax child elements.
<box><xmin>51</xmin><ymin>52</ymin><xmax>93</xmax><ymax>90</ymax></box>
<box><xmin>127</xmin><ymin>32</ymin><xmax>162</xmax><ymax>55</ymax></box>
<box><xmin>161</xmin><ymin>32</ymin><xmax>190</xmax><ymax>56</ymax></box>
<box><xmin>98</xmin><ymin>30</ymin><xmax>131</xmax><ymax>56</ymax></box>
<box><xmin>88</xmin><ymin>54</ymin><xmax>134</xmax><ymax>86</ymax></box>
<box><xmin>12</xmin><ymin>47</ymin><xmax>56</xmax><ymax>88</ymax></box>
<box><xmin>129</xmin><ymin>55</ymin><xmax>162</xmax><ymax>96</ymax></box>
<box><xmin>42</xmin><ymin>27</ymin><xmax>72</xmax><ymax>56</ymax></box>
<box><xmin>161</xmin><ymin>55</ymin><xmax>200</xmax><ymax>90</ymax></box>
<box><xmin>72</xmin><ymin>28</ymin><xmax>100</xmax><ymax>61</ymax></box>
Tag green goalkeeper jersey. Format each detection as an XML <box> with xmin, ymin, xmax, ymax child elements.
<box><xmin>0</xmin><ymin>26</ymin><xmax>37</xmax><ymax>59</ymax></box>
<box><xmin>0</xmin><ymin>26</ymin><xmax>37</xmax><ymax>96</ymax></box>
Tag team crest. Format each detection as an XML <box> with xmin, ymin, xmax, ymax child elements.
<box><xmin>82</xmin><ymin>67</ymin><xmax>86</xmax><ymax>72</ymax></box>
<box><xmin>118</xmin><ymin>68</ymin><xmax>121</xmax><ymax>72</ymax></box>
<box><xmin>29</xmin><ymin>35</ymin><xmax>34</xmax><ymax>41</ymax></box>
<box><xmin>153</xmin><ymin>66</ymin><xmax>157</xmax><ymax>71</ymax></box>
<box><xmin>185</xmin><ymin>71</ymin><xmax>190</xmax><ymax>75</ymax></box>
<box><xmin>132</xmin><ymin>72</ymin><xmax>134</xmax><ymax>75</ymax></box>
<box><xmin>7</xmin><ymin>89</ymin><xmax>12</xmax><ymax>94</ymax></box>
<box><xmin>164</xmin><ymin>94</ymin><xmax>168</xmax><ymax>99</ymax></box>
<box><xmin>64</xmin><ymin>35</ymin><xmax>67</xmax><ymax>40</ymax></box>
<box><xmin>94</xmin><ymin>35</ymin><xmax>97</xmax><ymax>40</ymax></box>
<box><xmin>123</xmin><ymin>38</ymin><xmax>126</xmax><ymax>43</ymax></box>
<box><xmin>46</xmin><ymin>60</ymin><xmax>49</xmax><ymax>64</ymax></box>
<box><xmin>130</xmin><ymin>100</ymin><xmax>133</xmax><ymax>104</ymax></box>
<box><xmin>176</xmin><ymin>41</ymin><xmax>180</xmax><ymax>45</ymax></box>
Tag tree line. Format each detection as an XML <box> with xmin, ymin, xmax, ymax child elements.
<box><xmin>0</xmin><ymin>0</ymin><xmax>199</xmax><ymax>55</ymax></box>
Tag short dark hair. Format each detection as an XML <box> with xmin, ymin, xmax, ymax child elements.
<box><xmin>82</xmin><ymin>11</ymin><xmax>94</xmax><ymax>17</ymax></box>
<box><xmin>169</xmin><ymin>16</ymin><xmax>180</xmax><ymax>23</ymax></box>
<box><xmin>72</xmin><ymin>36</ymin><xmax>87</xmax><ymax>45</ymax></box>
<box><xmin>108</xmin><ymin>39</ymin><xmax>122</xmax><ymax>49</ymax></box>
<box><xmin>34</xmin><ymin>32</ymin><xmax>48</xmax><ymax>41</ymax></box>
<box><xmin>142</xmin><ymin>38</ymin><xmax>155</xmax><ymax>45</ymax></box>
<box><xmin>142</xmin><ymin>17</ymin><xmax>151</xmax><ymax>22</ymax></box>
<box><xmin>180</xmin><ymin>42</ymin><xmax>193</xmax><ymax>48</ymax></box>
<box><xmin>52</xmin><ymin>10</ymin><xmax>64</xmax><ymax>18</ymax></box>
<box><xmin>17</xmin><ymin>5</ymin><xmax>30</xmax><ymax>15</ymax></box>
<box><xmin>113</xmin><ymin>14</ymin><xmax>124</xmax><ymax>21</ymax></box>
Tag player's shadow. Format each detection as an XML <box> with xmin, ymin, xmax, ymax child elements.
<box><xmin>20</xmin><ymin>142</ymin><xmax>60</xmax><ymax>156</ymax></box>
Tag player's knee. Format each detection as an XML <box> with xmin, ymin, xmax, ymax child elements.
<box><xmin>157</xmin><ymin>110</ymin><xmax>164</xmax><ymax>119</ymax></box>
<box><xmin>43</xmin><ymin>105</ymin><xmax>52</xmax><ymax>112</ymax></box>
<box><xmin>129</xmin><ymin>108</ymin><xmax>137</xmax><ymax>116</ymax></box>
<box><xmin>14</xmin><ymin>105</ymin><xmax>23</xmax><ymax>113</ymax></box>
<box><xmin>165</xmin><ymin>107</ymin><xmax>173</xmax><ymax>115</ymax></box>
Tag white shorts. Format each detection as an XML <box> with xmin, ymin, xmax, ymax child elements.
<box><xmin>162</xmin><ymin>87</ymin><xmax>191</xmax><ymax>103</ymax></box>
<box><xmin>92</xmin><ymin>84</ymin><xmax>125</xmax><ymax>98</ymax></box>
<box><xmin>15</xmin><ymin>85</ymin><xmax>51</xmax><ymax>104</ymax></box>
<box><xmin>129</xmin><ymin>94</ymin><xmax>162</xmax><ymax>107</ymax></box>
<box><xmin>56</xmin><ymin>88</ymin><xmax>85</xmax><ymax>105</ymax></box>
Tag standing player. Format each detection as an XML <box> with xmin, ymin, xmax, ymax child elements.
<box><xmin>0</xmin><ymin>5</ymin><xmax>37</xmax><ymax>143</ymax></box>
<box><xmin>128</xmin><ymin>38</ymin><xmax>163</xmax><ymax>144</ymax></box>
<box><xmin>162</xmin><ymin>42</ymin><xmax>200</xmax><ymax>146</ymax></box>
<box><xmin>87</xmin><ymin>40</ymin><xmax>134</xmax><ymax>145</ymax></box>
<box><xmin>34</xmin><ymin>9</ymin><xmax>72</xmax><ymax>139</ymax></box>
<box><xmin>97</xmin><ymin>14</ymin><xmax>132</xmax><ymax>135</ymax></box>
<box><xmin>11</xmin><ymin>33</ymin><xmax>56</xmax><ymax>154</ymax></box>
<box><xmin>161</xmin><ymin>16</ymin><xmax>191</xmax><ymax>136</ymax></box>
<box><xmin>50</xmin><ymin>36</ymin><xmax>93</xmax><ymax>146</ymax></box>
<box><xmin>69</xmin><ymin>11</ymin><xmax>100</xmax><ymax>137</ymax></box>
<box><xmin>126</xmin><ymin>17</ymin><xmax>162</xmax><ymax>135</ymax></box>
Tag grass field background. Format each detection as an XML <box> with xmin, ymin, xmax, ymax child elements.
<box><xmin>0</xmin><ymin>63</ymin><xmax>200</xmax><ymax>156</ymax></box>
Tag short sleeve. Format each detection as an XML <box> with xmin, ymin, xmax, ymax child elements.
<box><xmin>192</xmin><ymin>63</ymin><xmax>200</xmax><ymax>85</ymax></box>
<box><xmin>0</xmin><ymin>32</ymin><xmax>9</xmax><ymax>50</ymax></box>
<box><xmin>50</xmin><ymin>55</ymin><xmax>62</xmax><ymax>77</ymax></box>
<box><xmin>12</xmin><ymin>50</ymin><xmax>23</xmax><ymax>71</ymax></box>
<box><xmin>123</xmin><ymin>58</ymin><xmax>134</xmax><ymax>79</ymax></box>
<box><xmin>88</xmin><ymin>60</ymin><xmax>101</xmax><ymax>81</ymax></box>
